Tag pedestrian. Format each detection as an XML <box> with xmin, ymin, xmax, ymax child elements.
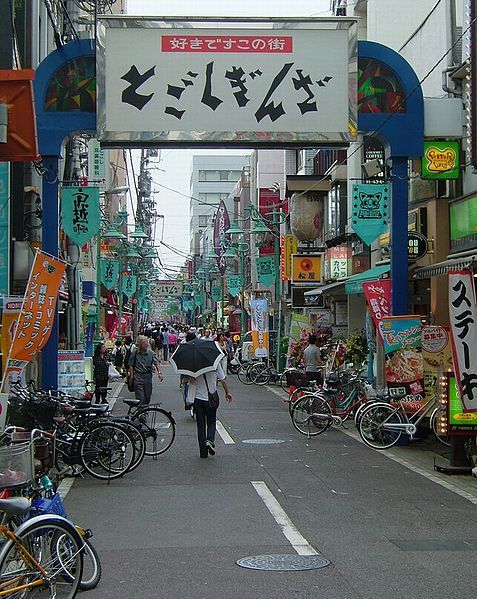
<box><xmin>111</xmin><ymin>340</ymin><xmax>124</xmax><ymax>373</ymax></box>
<box><xmin>192</xmin><ymin>363</ymin><xmax>232</xmax><ymax>458</ymax></box>
<box><xmin>127</xmin><ymin>335</ymin><xmax>164</xmax><ymax>405</ymax></box>
<box><xmin>168</xmin><ymin>329</ymin><xmax>178</xmax><ymax>355</ymax></box>
<box><xmin>303</xmin><ymin>334</ymin><xmax>324</xmax><ymax>384</ymax></box>
<box><xmin>153</xmin><ymin>328</ymin><xmax>163</xmax><ymax>362</ymax></box>
<box><xmin>92</xmin><ymin>343</ymin><xmax>110</xmax><ymax>404</ymax></box>
<box><xmin>162</xmin><ymin>327</ymin><xmax>170</xmax><ymax>361</ymax></box>
<box><xmin>215</xmin><ymin>332</ymin><xmax>229</xmax><ymax>373</ymax></box>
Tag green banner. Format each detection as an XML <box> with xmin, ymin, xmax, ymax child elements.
<box><xmin>101</xmin><ymin>258</ymin><xmax>119</xmax><ymax>290</ymax></box>
<box><xmin>211</xmin><ymin>285</ymin><xmax>222</xmax><ymax>302</ymax></box>
<box><xmin>351</xmin><ymin>184</ymin><xmax>389</xmax><ymax>246</ymax></box>
<box><xmin>61</xmin><ymin>186</ymin><xmax>100</xmax><ymax>246</ymax></box>
<box><xmin>257</xmin><ymin>256</ymin><xmax>276</xmax><ymax>288</ymax></box>
<box><xmin>227</xmin><ymin>275</ymin><xmax>242</xmax><ymax>297</ymax></box>
<box><xmin>183</xmin><ymin>297</ymin><xmax>193</xmax><ymax>310</ymax></box>
<box><xmin>122</xmin><ymin>273</ymin><xmax>137</xmax><ymax>299</ymax></box>
<box><xmin>194</xmin><ymin>292</ymin><xmax>204</xmax><ymax>307</ymax></box>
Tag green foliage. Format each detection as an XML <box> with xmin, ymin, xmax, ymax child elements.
<box><xmin>344</xmin><ymin>329</ymin><xmax>368</xmax><ymax>367</ymax></box>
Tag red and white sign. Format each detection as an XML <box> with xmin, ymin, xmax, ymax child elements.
<box><xmin>449</xmin><ymin>270</ymin><xmax>477</xmax><ymax>412</ymax></box>
<box><xmin>362</xmin><ymin>280</ymin><xmax>391</xmax><ymax>336</ymax></box>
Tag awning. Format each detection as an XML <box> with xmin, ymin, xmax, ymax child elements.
<box><xmin>414</xmin><ymin>255</ymin><xmax>477</xmax><ymax>279</ymax></box>
<box><xmin>304</xmin><ymin>280</ymin><xmax>345</xmax><ymax>296</ymax></box>
<box><xmin>345</xmin><ymin>264</ymin><xmax>391</xmax><ymax>295</ymax></box>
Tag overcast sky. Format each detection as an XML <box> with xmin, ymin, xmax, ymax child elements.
<box><xmin>126</xmin><ymin>0</ymin><xmax>332</xmax><ymax>276</ymax></box>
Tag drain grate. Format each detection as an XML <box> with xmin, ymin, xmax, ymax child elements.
<box><xmin>242</xmin><ymin>439</ymin><xmax>286</xmax><ymax>445</ymax></box>
<box><xmin>236</xmin><ymin>554</ymin><xmax>330</xmax><ymax>571</ymax></box>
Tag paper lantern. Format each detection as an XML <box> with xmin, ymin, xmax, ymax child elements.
<box><xmin>289</xmin><ymin>192</ymin><xmax>324</xmax><ymax>242</ymax></box>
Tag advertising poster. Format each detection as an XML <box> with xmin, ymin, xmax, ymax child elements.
<box><xmin>58</xmin><ymin>351</ymin><xmax>85</xmax><ymax>396</ymax></box>
<box><xmin>447</xmin><ymin>375</ymin><xmax>477</xmax><ymax>434</ymax></box>
<box><xmin>362</xmin><ymin>280</ymin><xmax>391</xmax><ymax>336</ymax></box>
<box><xmin>379</xmin><ymin>316</ymin><xmax>424</xmax><ymax>413</ymax></box>
<box><xmin>0</xmin><ymin>297</ymin><xmax>22</xmax><ymax>375</ymax></box>
<box><xmin>250</xmin><ymin>298</ymin><xmax>269</xmax><ymax>358</ymax></box>
<box><xmin>422</xmin><ymin>326</ymin><xmax>453</xmax><ymax>403</ymax></box>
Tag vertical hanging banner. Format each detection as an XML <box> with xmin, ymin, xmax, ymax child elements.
<box><xmin>449</xmin><ymin>270</ymin><xmax>477</xmax><ymax>412</ymax></box>
<box><xmin>101</xmin><ymin>258</ymin><xmax>119</xmax><ymax>290</ymax></box>
<box><xmin>227</xmin><ymin>275</ymin><xmax>242</xmax><ymax>298</ymax></box>
<box><xmin>362</xmin><ymin>280</ymin><xmax>392</xmax><ymax>336</ymax></box>
<box><xmin>213</xmin><ymin>200</ymin><xmax>230</xmax><ymax>276</ymax></box>
<box><xmin>250</xmin><ymin>298</ymin><xmax>269</xmax><ymax>358</ymax></box>
<box><xmin>122</xmin><ymin>273</ymin><xmax>137</xmax><ymax>299</ymax></box>
<box><xmin>0</xmin><ymin>297</ymin><xmax>22</xmax><ymax>375</ymax></box>
<box><xmin>61</xmin><ymin>187</ymin><xmax>100</xmax><ymax>246</ymax></box>
<box><xmin>256</xmin><ymin>256</ymin><xmax>276</xmax><ymax>288</ymax></box>
<box><xmin>379</xmin><ymin>316</ymin><xmax>424</xmax><ymax>413</ymax></box>
<box><xmin>258</xmin><ymin>189</ymin><xmax>280</xmax><ymax>256</ymax></box>
<box><xmin>351</xmin><ymin>184</ymin><xmax>389</xmax><ymax>246</ymax></box>
<box><xmin>2</xmin><ymin>252</ymin><xmax>66</xmax><ymax>391</ymax></box>
<box><xmin>422</xmin><ymin>325</ymin><xmax>452</xmax><ymax>403</ymax></box>
<box><xmin>211</xmin><ymin>285</ymin><xmax>222</xmax><ymax>302</ymax></box>
<box><xmin>280</xmin><ymin>234</ymin><xmax>298</xmax><ymax>281</ymax></box>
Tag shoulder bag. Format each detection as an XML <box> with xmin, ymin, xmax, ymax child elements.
<box><xmin>127</xmin><ymin>351</ymin><xmax>137</xmax><ymax>392</ymax></box>
<box><xmin>204</xmin><ymin>375</ymin><xmax>220</xmax><ymax>409</ymax></box>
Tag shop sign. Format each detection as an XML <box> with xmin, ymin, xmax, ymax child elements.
<box><xmin>97</xmin><ymin>18</ymin><xmax>355</xmax><ymax>146</ymax></box>
<box><xmin>408</xmin><ymin>231</ymin><xmax>428</xmax><ymax>261</ymax></box>
<box><xmin>213</xmin><ymin>200</ymin><xmax>230</xmax><ymax>276</ymax></box>
<box><xmin>379</xmin><ymin>316</ymin><xmax>424</xmax><ymax>413</ymax></box>
<box><xmin>60</xmin><ymin>186</ymin><xmax>100</xmax><ymax>247</ymax></box>
<box><xmin>329</xmin><ymin>246</ymin><xmax>349</xmax><ymax>280</ymax></box>
<box><xmin>421</xmin><ymin>140</ymin><xmax>460</xmax><ymax>180</ymax></box>
<box><xmin>250</xmin><ymin>298</ymin><xmax>269</xmax><ymax>358</ymax></box>
<box><xmin>154</xmin><ymin>280</ymin><xmax>183</xmax><ymax>297</ymax></box>
<box><xmin>0</xmin><ymin>297</ymin><xmax>22</xmax><ymax>375</ymax></box>
<box><xmin>258</xmin><ymin>189</ymin><xmax>280</xmax><ymax>256</ymax></box>
<box><xmin>292</xmin><ymin>254</ymin><xmax>321</xmax><ymax>283</ymax></box>
<box><xmin>87</xmin><ymin>139</ymin><xmax>106</xmax><ymax>187</ymax></box>
<box><xmin>291</xmin><ymin>287</ymin><xmax>325</xmax><ymax>309</ymax></box>
<box><xmin>449</xmin><ymin>270</ymin><xmax>477</xmax><ymax>412</ymax></box>
<box><xmin>351</xmin><ymin>183</ymin><xmax>389</xmax><ymax>246</ymax></box>
<box><xmin>447</xmin><ymin>375</ymin><xmax>477</xmax><ymax>433</ymax></box>
<box><xmin>362</xmin><ymin>280</ymin><xmax>391</xmax><ymax>335</ymax></box>
<box><xmin>450</xmin><ymin>195</ymin><xmax>477</xmax><ymax>242</ymax></box>
<box><xmin>280</xmin><ymin>235</ymin><xmax>298</xmax><ymax>281</ymax></box>
<box><xmin>422</xmin><ymin>326</ymin><xmax>452</xmax><ymax>403</ymax></box>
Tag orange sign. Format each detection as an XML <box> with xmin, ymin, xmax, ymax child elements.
<box><xmin>9</xmin><ymin>252</ymin><xmax>66</xmax><ymax>363</ymax></box>
<box><xmin>280</xmin><ymin>235</ymin><xmax>298</xmax><ymax>281</ymax></box>
<box><xmin>292</xmin><ymin>254</ymin><xmax>321</xmax><ymax>283</ymax></box>
<box><xmin>0</xmin><ymin>298</ymin><xmax>22</xmax><ymax>375</ymax></box>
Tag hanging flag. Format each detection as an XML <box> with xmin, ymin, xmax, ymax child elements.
<box><xmin>351</xmin><ymin>184</ymin><xmax>389</xmax><ymax>246</ymax></box>
<box><xmin>194</xmin><ymin>292</ymin><xmax>204</xmax><ymax>307</ymax></box>
<box><xmin>227</xmin><ymin>275</ymin><xmax>242</xmax><ymax>298</ymax></box>
<box><xmin>362</xmin><ymin>280</ymin><xmax>392</xmax><ymax>337</ymax></box>
<box><xmin>213</xmin><ymin>200</ymin><xmax>230</xmax><ymax>276</ymax></box>
<box><xmin>122</xmin><ymin>273</ymin><xmax>137</xmax><ymax>299</ymax></box>
<box><xmin>211</xmin><ymin>285</ymin><xmax>222</xmax><ymax>302</ymax></box>
<box><xmin>257</xmin><ymin>256</ymin><xmax>276</xmax><ymax>288</ymax></box>
<box><xmin>449</xmin><ymin>270</ymin><xmax>477</xmax><ymax>412</ymax></box>
<box><xmin>101</xmin><ymin>258</ymin><xmax>119</xmax><ymax>290</ymax></box>
<box><xmin>250</xmin><ymin>298</ymin><xmax>269</xmax><ymax>358</ymax></box>
<box><xmin>61</xmin><ymin>186</ymin><xmax>100</xmax><ymax>246</ymax></box>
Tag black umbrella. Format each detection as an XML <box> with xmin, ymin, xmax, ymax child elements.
<box><xmin>169</xmin><ymin>338</ymin><xmax>224</xmax><ymax>377</ymax></box>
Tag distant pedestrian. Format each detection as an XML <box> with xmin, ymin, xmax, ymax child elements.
<box><xmin>303</xmin><ymin>334</ymin><xmax>323</xmax><ymax>384</ymax></box>
<box><xmin>162</xmin><ymin>328</ymin><xmax>170</xmax><ymax>361</ymax></box>
<box><xmin>168</xmin><ymin>330</ymin><xmax>178</xmax><ymax>355</ymax></box>
<box><xmin>92</xmin><ymin>343</ymin><xmax>110</xmax><ymax>404</ymax></box>
<box><xmin>192</xmin><ymin>363</ymin><xmax>232</xmax><ymax>458</ymax></box>
<box><xmin>128</xmin><ymin>335</ymin><xmax>163</xmax><ymax>405</ymax></box>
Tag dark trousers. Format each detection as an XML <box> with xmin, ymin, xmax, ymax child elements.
<box><xmin>134</xmin><ymin>372</ymin><xmax>153</xmax><ymax>405</ymax></box>
<box><xmin>194</xmin><ymin>399</ymin><xmax>217</xmax><ymax>457</ymax></box>
<box><xmin>94</xmin><ymin>379</ymin><xmax>108</xmax><ymax>404</ymax></box>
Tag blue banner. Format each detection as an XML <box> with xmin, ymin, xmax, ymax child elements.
<box><xmin>351</xmin><ymin>184</ymin><xmax>389</xmax><ymax>246</ymax></box>
<box><xmin>122</xmin><ymin>273</ymin><xmax>137</xmax><ymax>299</ymax></box>
<box><xmin>101</xmin><ymin>258</ymin><xmax>119</xmax><ymax>290</ymax></box>
<box><xmin>227</xmin><ymin>275</ymin><xmax>242</xmax><ymax>298</ymax></box>
<box><xmin>0</xmin><ymin>164</ymin><xmax>9</xmax><ymax>296</ymax></box>
<box><xmin>61</xmin><ymin>186</ymin><xmax>100</xmax><ymax>247</ymax></box>
<box><xmin>257</xmin><ymin>256</ymin><xmax>275</xmax><ymax>288</ymax></box>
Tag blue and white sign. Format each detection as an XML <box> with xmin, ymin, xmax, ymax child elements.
<box><xmin>351</xmin><ymin>184</ymin><xmax>389</xmax><ymax>246</ymax></box>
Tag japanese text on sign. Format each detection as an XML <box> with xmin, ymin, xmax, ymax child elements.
<box><xmin>162</xmin><ymin>36</ymin><xmax>293</xmax><ymax>53</ymax></box>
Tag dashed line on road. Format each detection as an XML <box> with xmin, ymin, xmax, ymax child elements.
<box><xmin>251</xmin><ymin>481</ymin><xmax>318</xmax><ymax>556</ymax></box>
<box><xmin>217</xmin><ymin>420</ymin><xmax>235</xmax><ymax>444</ymax></box>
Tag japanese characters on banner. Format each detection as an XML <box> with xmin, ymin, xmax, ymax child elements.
<box><xmin>256</xmin><ymin>256</ymin><xmax>276</xmax><ymax>287</ymax></box>
<box><xmin>2</xmin><ymin>252</ymin><xmax>66</xmax><ymax>391</ymax></box>
<box><xmin>121</xmin><ymin>273</ymin><xmax>137</xmax><ymax>299</ymax></box>
<box><xmin>351</xmin><ymin>184</ymin><xmax>389</xmax><ymax>246</ymax></box>
<box><xmin>211</xmin><ymin>285</ymin><xmax>222</xmax><ymax>302</ymax></box>
<box><xmin>227</xmin><ymin>275</ymin><xmax>242</xmax><ymax>298</ymax></box>
<box><xmin>101</xmin><ymin>258</ymin><xmax>119</xmax><ymax>290</ymax></box>
<box><xmin>250</xmin><ymin>298</ymin><xmax>269</xmax><ymax>358</ymax></box>
<box><xmin>449</xmin><ymin>270</ymin><xmax>477</xmax><ymax>412</ymax></box>
<box><xmin>362</xmin><ymin>280</ymin><xmax>391</xmax><ymax>336</ymax></box>
<box><xmin>98</xmin><ymin>20</ymin><xmax>354</xmax><ymax>145</ymax></box>
<box><xmin>422</xmin><ymin>326</ymin><xmax>452</xmax><ymax>403</ymax></box>
<box><xmin>61</xmin><ymin>187</ymin><xmax>100</xmax><ymax>246</ymax></box>
<box><xmin>0</xmin><ymin>297</ymin><xmax>22</xmax><ymax>375</ymax></box>
<box><xmin>258</xmin><ymin>189</ymin><xmax>280</xmax><ymax>256</ymax></box>
<box><xmin>280</xmin><ymin>234</ymin><xmax>298</xmax><ymax>281</ymax></box>
<box><xmin>379</xmin><ymin>316</ymin><xmax>424</xmax><ymax>413</ymax></box>
<box><xmin>213</xmin><ymin>200</ymin><xmax>230</xmax><ymax>276</ymax></box>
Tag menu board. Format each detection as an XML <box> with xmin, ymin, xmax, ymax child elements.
<box><xmin>58</xmin><ymin>351</ymin><xmax>85</xmax><ymax>396</ymax></box>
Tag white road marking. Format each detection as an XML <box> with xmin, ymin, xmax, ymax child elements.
<box><xmin>251</xmin><ymin>480</ymin><xmax>318</xmax><ymax>556</ymax></box>
<box><xmin>108</xmin><ymin>380</ymin><xmax>125</xmax><ymax>410</ymax></box>
<box><xmin>216</xmin><ymin>420</ymin><xmax>235</xmax><ymax>444</ymax></box>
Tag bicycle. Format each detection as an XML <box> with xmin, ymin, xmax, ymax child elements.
<box><xmin>249</xmin><ymin>359</ymin><xmax>302</xmax><ymax>390</ymax></box>
<box><xmin>123</xmin><ymin>399</ymin><xmax>176</xmax><ymax>456</ymax></box>
<box><xmin>357</xmin><ymin>393</ymin><xmax>450</xmax><ymax>450</ymax></box>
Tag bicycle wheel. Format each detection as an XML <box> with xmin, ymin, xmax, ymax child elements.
<box><xmin>79</xmin><ymin>423</ymin><xmax>136</xmax><ymax>480</ymax></box>
<box><xmin>102</xmin><ymin>417</ymin><xmax>146</xmax><ymax>473</ymax></box>
<box><xmin>288</xmin><ymin>387</ymin><xmax>309</xmax><ymax>416</ymax></box>
<box><xmin>0</xmin><ymin>516</ymin><xmax>83</xmax><ymax>598</ymax></box>
<box><xmin>430</xmin><ymin>407</ymin><xmax>451</xmax><ymax>447</ymax></box>
<box><xmin>354</xmin><ymin>400</ymin><xmax>379</xmax><ymax>429</ymax></box>
<box><xmin>133</xmin><ymin>406</ymin><xmax>176</xmax><ymax>456</ymax></box>
<box><xmin>249</xmin><ymin>363</ymin><xmax>270</xmax><ymax>385</ymax></box>
<box><xmin>237</xmin><ymin>364</ymin><xmax>255</xmax><ymax>385</ymax></box>
<box><xmin>358</xmin><ymin>403</ymin><xmax>403</xmax><ymax>449</ymax></box>
<box><xmin>291</xmin><ymin>394</ymin><xmax>332</xmax><ymax>436</ymax></box>
<box><xmin>78</xmin><ymin>537</ymin><xmax>101</xmax><ymax>591</ymax></box>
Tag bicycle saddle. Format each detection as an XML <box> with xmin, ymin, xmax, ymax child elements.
<box><xmin>123</xmin><ymin>399</ymin><xmax>141</xmax><ymax>408</ymax></box>
<box><xmin>0</xmin><ymin>497</ymin><xmax>30</xmax><ymax>515</ymax></box>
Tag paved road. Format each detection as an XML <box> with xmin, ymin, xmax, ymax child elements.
<box><xmin>65</xmin><ymin>366</ymin><xmax>477</xmax><ymax>598</ymax></box>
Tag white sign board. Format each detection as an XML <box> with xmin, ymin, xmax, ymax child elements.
<box><xmin>154</xmin><ymin>281</ymin><xmax>184</xmax><ymax>297</ymax></box>
<box><xmin>97</xmin><ymin>17</ymin><xmax>356</xmax><ymax>146</ymax></box>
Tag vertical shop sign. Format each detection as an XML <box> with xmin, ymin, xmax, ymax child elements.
<box><xmin>0</xmin><ymin>164</ymin><xmax>10</xmax><ymax>295</ymax></box>
<box><xmin>280</xmin><ymin>234</ymin><xmax>298</xmax><ymax>281</ymax></box>
<box><xmin>101</xmin><ymin>258</ymin><xmax>119</xmax><ymax>290</ymax></box>
<box><xmin>449</xmin><ymin>270</ymin><xmax>477</xmax><ymax>412</ymax></box>
<box><xmin>379</xmin><ymin>316</ymin><xmax>424</xmax><ymax>412</ymax></box>
<box><xmin>351</xmin><ymin>183</ymin><xmax>389</xmax><ymax>246</ymax></box>
<box><xmin>0</xmin><ymin>297</ymin><xmax>22</xmax><ymax>375</ymax></box>
<box><xmin>258</xmin><ymin>189</ymin><xmax>280</xmax><ymax>256</ymax></box>
<box><xmin>330</xmin><ymin>246</ymin><xmax>349</xmax><ymax>280</ymax></box>
<box><xmin>250</xmin><ymin>298</ymin><xmax>269</xmax><ymax>358</ymax></box>
<box><xmin>88</xmin><ymin>139</ymin><xmax>106</xmax><ymax>187</ymax></box>
<box><xmin>362</xmin><ymin>280</ymin><xmax>391</xmax><ymax>336</ymax></box>
<box><xmin>61</xmin><ymin>187</ymin><xmax>100</xmax><ymax>246</ymax></box>
<box><xmin>257</xmin><ymin>256</ymin><xmax>276</xmax><ymax>287</ymax></box>
<box><xmin>422</xmin><ymin>326</ymin><xmax>452</xmax><ymax>403</ymax></box>
<box><xmin>213</xmin><ymin>200</ymin><xmax>230</xmax><ymax>276</ymax></box>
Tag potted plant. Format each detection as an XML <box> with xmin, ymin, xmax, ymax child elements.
<box><xmin>464</xmin><ymin>438</ymin><xmax>477</xmax><ymax>467</ymax></box>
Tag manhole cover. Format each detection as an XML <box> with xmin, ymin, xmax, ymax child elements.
<box><xmin>242</xmin><ymin>439</ymin><xmax>286</xmax><ymax>445</ymax></box>
<box><xmin>236</xmin><ymin>554</ymin><xmax>330</xmax><ymax>571</ymax></box>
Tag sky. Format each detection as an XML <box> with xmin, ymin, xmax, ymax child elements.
<box><xmin>126</xmin><ymin>0</ymin><xmax>332</xmax><ymax>276</ymax></box>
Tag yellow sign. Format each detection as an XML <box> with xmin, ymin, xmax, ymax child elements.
<box><xmin>280</xmin><ymin>235</ymin><xmax>298</xmax><ymax>281</ymax></box>
<box><xmin>292</xmin><ymin>254</ymin><xmax>321</xmax><ymax>283</ymax></box>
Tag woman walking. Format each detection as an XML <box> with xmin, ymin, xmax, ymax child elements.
<box><xmin>92</xmin><ymin>343</ymin><xmax>110</xmax><ymax>404</ymax></box>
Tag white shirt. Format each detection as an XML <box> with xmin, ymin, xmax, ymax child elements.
<box><xmin>194</xmin><ymin>363</ymin><xmax>226</xmax><ymax>401</ymax></box>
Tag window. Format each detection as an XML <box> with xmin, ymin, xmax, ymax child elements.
<box><xmin>198</xmin><ymin>170</ymin><xmax>242</xmax><ymax>182</ymax></box>
<box><xmin>198</xmin><ymin>215</ymin><xmax>208</xmax><ymax>227</ymax></box>
<box><xmin>198</xmin><ymin>193</ymin><xmax>229</xmax><ymax>204</ymax></box>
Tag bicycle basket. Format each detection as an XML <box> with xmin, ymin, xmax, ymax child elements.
<box><xmin>29</xmin><ymin>492</ymin><xmax>68</xmax><ymax>518</ymax></box>
<box><xmin>11</xmin><ymin>431</ymin><xmax>56</xmax><ymax>473</ymax></box>
<box><xmin>0</xmin><ymin>442</ymin><xmax>35</xmax><ymax>489</ymax></box>
<box><xmin>286</xmin><ymin>371</ymin><xmax>307</xmax><ymax>387</ymax></box>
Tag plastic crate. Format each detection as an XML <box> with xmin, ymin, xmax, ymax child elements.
<box><xmin>30</xmin><ymin>493</ymin><xmax>68</xmax><ymax>518</ymax></box>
